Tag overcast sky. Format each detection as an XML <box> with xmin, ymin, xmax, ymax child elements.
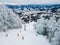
<box><xmin>0</xmin><ymin>0</ymin><xmax>60</xmax><ymax>4</ymax></box>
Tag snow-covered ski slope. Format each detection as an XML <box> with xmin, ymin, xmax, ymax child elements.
<box><xmin>0</xmin><ymin>22</ymin><xmax>50</xmax><ymax>45</ymax></box>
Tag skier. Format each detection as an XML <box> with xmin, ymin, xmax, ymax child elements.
<box><xmin>22</xmin><ymin>36</ymin><xmax>24</xmax><ymax>40</ymax></box>
<box><xmin>17</xmin><ymin>33</ymin><xmax>19</xmax><ymax>37</ymax></box>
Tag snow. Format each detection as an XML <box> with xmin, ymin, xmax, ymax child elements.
<box><xmin>0</xmin><ymin>22</ymin><xmax>50</xmax><ymax>45</ymax></box>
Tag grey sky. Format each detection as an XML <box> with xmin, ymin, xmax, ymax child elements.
<box><xmin>0</xmin><ymin>0</ymin><xmax>60</xmax><ymax>4</ymax></box>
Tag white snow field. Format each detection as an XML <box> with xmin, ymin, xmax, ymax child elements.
<box><xmin>0</xmin><ymin>22</ymin><xmax>51</xmax><ymax>45</ymax></box>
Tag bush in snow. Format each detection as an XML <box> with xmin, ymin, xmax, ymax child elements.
<box><xmin>34</xmin><ymin>17</ymin><xmax>49</xmax><ymax>36</ymax></box>
<box><xmin>34</xmin><ymin>14</ymin><xmax>60</xmax><ymax>43</ymax></box>
<box><xmin>0</xmin><ymin>5</ymin><xmax>22</xmax><ymax>32</ymax></box>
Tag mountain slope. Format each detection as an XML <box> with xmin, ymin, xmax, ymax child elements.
<box><xmin>0</xmin><ymin>5</ymin><xmax>22</xmax><ymax>32</ymax></box>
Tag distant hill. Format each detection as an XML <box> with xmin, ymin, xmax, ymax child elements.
<box><xmin>6</xmin><ymin>4</ymin><xmax>60</xmax><ymax>10</ymax></box>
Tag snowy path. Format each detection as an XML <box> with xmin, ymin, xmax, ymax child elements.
<box><xmin>0</xmin><ymin>22</ymin><xmax>51</xmax><ymax>45</ymax></box>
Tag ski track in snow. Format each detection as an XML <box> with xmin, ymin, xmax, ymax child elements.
<box><xmin>0</xmin><ymin>22</ymin><xmax>51</xmax><ymax>45</ymax></box>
